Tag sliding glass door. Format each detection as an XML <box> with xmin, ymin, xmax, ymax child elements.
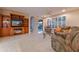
<box><xmin>38</xmin><ymin>19</ymin><xmax>43</xmax><ymax>33</ymax></box>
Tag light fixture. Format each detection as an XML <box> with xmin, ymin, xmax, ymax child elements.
<box><xmin>62</xmin><ymin>9</ymin><xmax>66</xmax><ymax>12</ymax></box>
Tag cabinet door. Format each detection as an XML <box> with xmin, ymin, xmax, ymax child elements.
<box><xmin>24</xmin><ymin>27</ymin><xmax>29</xmax><ymax>33</ymax></box>
<box><xmin>2</xmin><ymin>28</ymin><xmax>11</xmax><ymax>36</ymax></box>
<box><xmin>24</xmin><ymin>18</ymin><xmax>29</xmax><ymax>27</ymax></box>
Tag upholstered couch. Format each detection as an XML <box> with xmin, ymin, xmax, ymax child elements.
<box><xmin>51</xmin><ymin>27</ymin><xmax>79</xmax><ymax>52</ymax></box>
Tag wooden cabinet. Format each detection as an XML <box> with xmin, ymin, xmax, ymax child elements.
<box><xmin>1</xmin><ymin>15</ymin><xmax>11</xmax><ymax>37</ymax></box>
<box><xmin>23</xmin><ymin>18</ymin><xmax>29</xmax><ymax>33</ymax></box>
<box><xmin>0</xmin><ymin>14</ymin><xmax>29</xmax><ymax>37</ymax></box>
<box><xmin>0</xmin><ymin>15</ymin><xmax>11</xmax><ymax>37</ymax></box>
<box><xmin>11</xmin><ymin>14</ymin><xmax>29</xmax><ymax>35</ymax></box>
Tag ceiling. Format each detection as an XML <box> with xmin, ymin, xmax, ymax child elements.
<box><xmin>1</xmin><ymin>7</ymin><xmax>79</xmax><ymax>16</ymax></box>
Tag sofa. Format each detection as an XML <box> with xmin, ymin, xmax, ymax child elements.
<box><xmin>51</xmin><ymin>27</ymin><xmax>79</xmax><ymax>52</ymax></box>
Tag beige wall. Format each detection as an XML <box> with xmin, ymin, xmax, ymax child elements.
<box><xmin>52</xmin><ymin>10</ymin><xmax>79</xmax><ymax>27</ymax></box>
<box><xmin>43</xmin><ymin>10</ymin><xmax>79</xmax><ymax>28</ymax></box>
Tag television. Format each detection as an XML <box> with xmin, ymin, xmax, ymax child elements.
<box><xmin>11</xmin><ymin>19</ymin><xmax>23</xmax><ymax>27</ymax></box>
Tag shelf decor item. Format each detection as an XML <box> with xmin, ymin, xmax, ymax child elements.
<box><xmin>2</xmin><ymin>16</ymin><xmax>10</xmax><ymax>28</ymax></box>
<box><xmin>3</xmin><ymin>19</ymin><xmax>10</xmax><ymax>28</ymax></box>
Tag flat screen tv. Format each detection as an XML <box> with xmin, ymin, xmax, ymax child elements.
<box><xmin>11</xmin><ymin>19</ymin><xmax>23</xmax><ymax>27</ymax></box>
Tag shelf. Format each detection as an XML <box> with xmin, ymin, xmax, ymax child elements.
<box><xmin>0</xmin><ymin>14</ymin><xmax>29</xmax><ymax>37</ymax></box>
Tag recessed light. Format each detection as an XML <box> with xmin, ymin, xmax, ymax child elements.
<box><xmin>62</xmin><ymin>9</ymin><xmax>66</xmax><ymax>12</ymax></box>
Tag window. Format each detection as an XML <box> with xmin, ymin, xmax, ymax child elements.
<box><xmin>61</xmin><ymin>16</ymin><xmax>66</xmax><ymax>27</ymax></box>
<box><xmin>57</xmin><ymin>16</ymin><xmax>66</xmax><ymax>27</ymax></box>
<box><xmin>51</xmin><ymin>16</ymin><xmax>66</xmax><ymax>28</ymax></box>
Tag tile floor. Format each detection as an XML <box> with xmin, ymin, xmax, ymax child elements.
<box><xmin>0</xmin><ymin>33</ymin><xmax>54</xmax><ymax>52</ymax></box>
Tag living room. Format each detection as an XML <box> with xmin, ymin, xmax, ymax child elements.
<box><xmin>0</xmin><ymin>7</ymin><xmax>79</xmax><ymax>52</ymax></box>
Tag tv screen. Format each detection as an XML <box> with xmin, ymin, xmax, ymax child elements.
<box><xmin>11</xmin><ymin>19</ymin><xmax>23</xmax><ymax>27</ymax></box>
